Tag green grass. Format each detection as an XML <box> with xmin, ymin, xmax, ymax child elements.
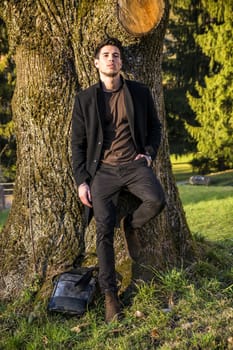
<box><xmin>170</xmin><ymin>153</ymin><xmax>195</xmax><ymax>164</ymax></box>
<box><xmin>0</xmin><ymin>256</ymin><xmax>232</xmax><ymax>350</ymax></box>
<box><xmin>171</xmin><ymin>153</ymin><xmax>233</xmax><ymax>186</ymax></box>
<box><xmin>0</xmin><ymin>168</ymin><xmax>233</xmax><ymax>350</ymax></box>
<box><xmin>208</xmin><ymin>170</ymin><xmax>233</xmax><ymax>186</ymax></box>
<box><xmin>0</xmin><ymin>209</ymin><xmax>9</xmax><ymax>230</ymax></box>
<box><xmin>178</xmin><ymin>184</ymin><xmax>233</xmax><ymax>241</ymax></box>
<box><xmin>171</xmin><ymin>152</ymin><xmax>232</xmax><ymax>241</ymax></box>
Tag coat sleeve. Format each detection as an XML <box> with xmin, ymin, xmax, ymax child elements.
<box><xmin>71</xmin><ymin>95</ymin><xmax>91</xmax><ymax>187</ymax></box>
<box><xmin>144</xmin><ymin>88</ymin><xmax>162</xmax><ymax>160</ymax></box>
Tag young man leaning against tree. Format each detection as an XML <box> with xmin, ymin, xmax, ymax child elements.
<box><xmin>71</xmin><ymin>37</ymin><xmax>166</xmax><ymax>323</ymax></box>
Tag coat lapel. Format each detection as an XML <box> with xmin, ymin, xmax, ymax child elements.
<box><xmin>95</xmin><ymin>84</ymin><xmax>105</xmax><ymax>133</ymax></box>
<box><xmin>123</xmin><ymin>81</ymin><xmax>137</xmax><ymax>147</ymax></box>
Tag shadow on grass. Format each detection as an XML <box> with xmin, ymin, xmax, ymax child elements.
<box><xmin>190</xmin><ymin>236</ymin><xmax>233</xmax><ymax>284</ymax></box>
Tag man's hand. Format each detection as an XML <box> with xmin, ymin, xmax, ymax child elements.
<box><xmin>78</xmin><ymin>182</ymin><xmax>92</xmax><ymax>208</ymax></box>
<box><xmin>134</xmin><ymin>153</ymin><xmax>152</xmax><ymax>167</ymax></box>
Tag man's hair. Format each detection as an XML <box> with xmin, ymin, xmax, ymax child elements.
<box><xmin>94</xmin><ymin>37</ymin><xmax>123</xmax><ymax>58</ymax></box>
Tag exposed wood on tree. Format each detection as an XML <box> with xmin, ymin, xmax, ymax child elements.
<box><xmin>117</xmin><ymin>0</ymin><xmax>165</xmax><ymax>36</ymax></box>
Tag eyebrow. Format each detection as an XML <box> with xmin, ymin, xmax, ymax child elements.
<box><xmin>101</xmin><ymin>50</ymin><xmax>120</xmax><ymax>55</ymax></box>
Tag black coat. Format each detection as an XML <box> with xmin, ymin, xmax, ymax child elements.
<box><xmin>71</xmin><ymin>78</ymin><xmax>162</xmax><ymax>189</ymax></box>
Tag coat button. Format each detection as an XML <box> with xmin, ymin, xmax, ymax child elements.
<box><xmin>93</xmin><ymin>160</ymin><xmax>97</xmax><ymax>163</ymax></box>
<box><xmin>98</xmin><ymin>141</ymin><xmax>101</xmax><ymax>145</ymax></box>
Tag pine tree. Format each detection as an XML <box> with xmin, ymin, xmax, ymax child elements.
<box><xmin>163</xmin><ymin>0</ymin><xmax>208</xmax><ymax>154</ymax></box>
<box><xmin>186</xmin><ymin>0</ymin><xmax>233</xmax><ymax>170</ymax></box>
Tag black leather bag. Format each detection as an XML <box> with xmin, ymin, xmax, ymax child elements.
<box><xmin>48</xmin><ymin>266</ymin><xmax>98</xmax><ymax>316</ymax></box>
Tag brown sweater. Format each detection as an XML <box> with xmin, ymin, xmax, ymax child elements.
<box><xmin>101</xmin><ymin>86</ymin><xmax>137</xmax><ymax>165</ymax></box>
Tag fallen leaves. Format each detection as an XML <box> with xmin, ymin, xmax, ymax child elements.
<box><xmin>228</xmin><ymin>336</ymin><xmax>233</xmax><ymax>349</ymax></box>
<box><xmin>71</xmin><ymin>322</ymin><xmax>90</xmax><ymax>333</ymax></box>
<box><xmin>150</xmin><ymin>327</ymin><xmax>160</xmax><ymax>340</ymax></box>
<box><xmin>133</xmin><ymin>310</ymin><xmax>160</xmax><ymax>342</ymax></box>
<box><xmin>134</xmin><ymin>310</ymin><xmax>145</xmax><ymax>319</ymax></box>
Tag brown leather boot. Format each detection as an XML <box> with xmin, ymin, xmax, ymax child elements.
<box><xmin>120</xmin><ymin>216</ymin><xmax>141</xmax><ymax>260</ymax></box>
<box><xmin>105</xmin><ymin>291</ymin><xmax>121</xmax><ymax>323</ymax></box>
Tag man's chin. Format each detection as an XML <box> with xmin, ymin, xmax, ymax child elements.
<box><xmin>104</xmin><ymin>72</ymin><xmax>119</xmax><ymax>78</ymax></box>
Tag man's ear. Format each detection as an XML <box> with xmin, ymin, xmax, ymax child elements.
<box><xmin>94</xmin><ymin>59</ymin><xmax>99</xmax><ymax>68</ymax></box>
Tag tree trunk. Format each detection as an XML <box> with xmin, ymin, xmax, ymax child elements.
<box><xmin>0</xmin><ymin>0</ymin><xmax>194</xmax><ymax>300</ymax></box>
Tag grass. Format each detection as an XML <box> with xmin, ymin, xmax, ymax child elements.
<box><xmin>171</xmin><ymin>153</ymin><xmax>196</xmax><ymax>182</ymax></box>
<box><xmin>0</xmin><ymin>209</ymin><xmax>9</xmax><ymax>230</ymax></box>
<box><xmin>0</xmin><ymin>256</ymin><xmax>232</xmax><ymax>349</ymax></box>
<box><xmin>171</xmin><ymin>153</ymin><xmax>233</xmax><ymax>186</ymax></box>
<box><xmin>178</xmin><ymin>185</ymin><xmax>233</xmax><ymax>241</ymax></box>
<box><xmin>172</xmin><ymin>164</ymin><xmax>194</xmax><ymax>182</ymax></box>
<box><xmin>0</xmin><ymin>163</ymin><xmax>233</xmax><ymax>350</ymax></box>
<box><xmin>172</xmin><ymin>154</ymin><xmax>233</xmax><ymax>240</ymax></box>
<box><xmin>172</xmin><ymin>155</ymin><xmax>233</xmax><ymax>240</ymax></box>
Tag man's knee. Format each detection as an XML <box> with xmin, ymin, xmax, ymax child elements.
<box><xmin>149</xmin><ymin>193</ymin><xmax>166</xmax><ymax>217</ymax></box>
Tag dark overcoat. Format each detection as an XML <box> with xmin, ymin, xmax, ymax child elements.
<box><xmin>72</xmin><ymin>78</ymin><xmax>161</xmax><ymax>185</ymax></box>
<box><xmin>71</xmin><ymin>77</ymin><xmax>162</xmax><ymax>223</ymax></box>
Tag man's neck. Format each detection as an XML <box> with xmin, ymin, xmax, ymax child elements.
<box><xmin>100</xmin><ymin>74</ymin><xmax>122</xmax><ymax>92</ymax></box>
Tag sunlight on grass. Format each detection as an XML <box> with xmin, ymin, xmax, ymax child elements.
<box><xmin>171</xmin><ymin>156</ymin><xmax>195</xmax><ymax>182</ymax></box>
<box><xmin>178</xmin><ymin>185</ymin><xmax>233</xmax><ymax>240</ymax></box>
<box><xmin>170</xmin><ymin>153</ymin><xmax>195</xmax><ymax>164</ymax></box>
<box><xmin>1</xmin><ymin>165</ymin><xmax>233</xmax><ymax>349</ymax></box>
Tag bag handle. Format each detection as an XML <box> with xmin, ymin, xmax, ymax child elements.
<box><xmin>75</xmin><ymin>266</ymin><xmax>98</xmax><ymax>291</ymax></box>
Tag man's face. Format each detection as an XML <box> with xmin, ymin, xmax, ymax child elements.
<box><xmin>94</xmin><ymin>45</ymin><xmax>122</xmax><ymax>78</ymax></box>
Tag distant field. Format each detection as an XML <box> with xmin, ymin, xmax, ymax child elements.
<box><xmin>171</xmin><ymin>153</ymin><xmax>233</xmax><ymax>186</ymax></box>
<box><xmin>171</xmin><ymin>153</ymin><xmax>196</xmax><ymax>182</ymax></box>
<box><xmin>172</xmin><ymin>162</ymin><xmax>195</xmax><ymax>182</ymax></box>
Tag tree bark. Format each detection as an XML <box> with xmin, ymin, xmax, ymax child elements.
<box><xmin>0</xmin><ymin>0</ymin><xmax>194</xmax><ymax>300</ymax></box>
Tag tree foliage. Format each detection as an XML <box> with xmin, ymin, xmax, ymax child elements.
<box><xmin>162</xmin><ymin>0</ymin><xmax>208</xmax><ymax>155</ymax></box>
<box><xmin>0</xmin><ymin>18</ymin><xmax>16</xmax><ymax>181</ymax></box>
<box><xmin>186</xmin><ymin>0</ymin><xmax>233</xmax><ymax>170</ymax></box>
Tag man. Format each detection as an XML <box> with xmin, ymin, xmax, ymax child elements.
<box><xmin>72</xmin><ymin>37</ymin><xmax>165</xmax><ymax>323</ymax></box>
